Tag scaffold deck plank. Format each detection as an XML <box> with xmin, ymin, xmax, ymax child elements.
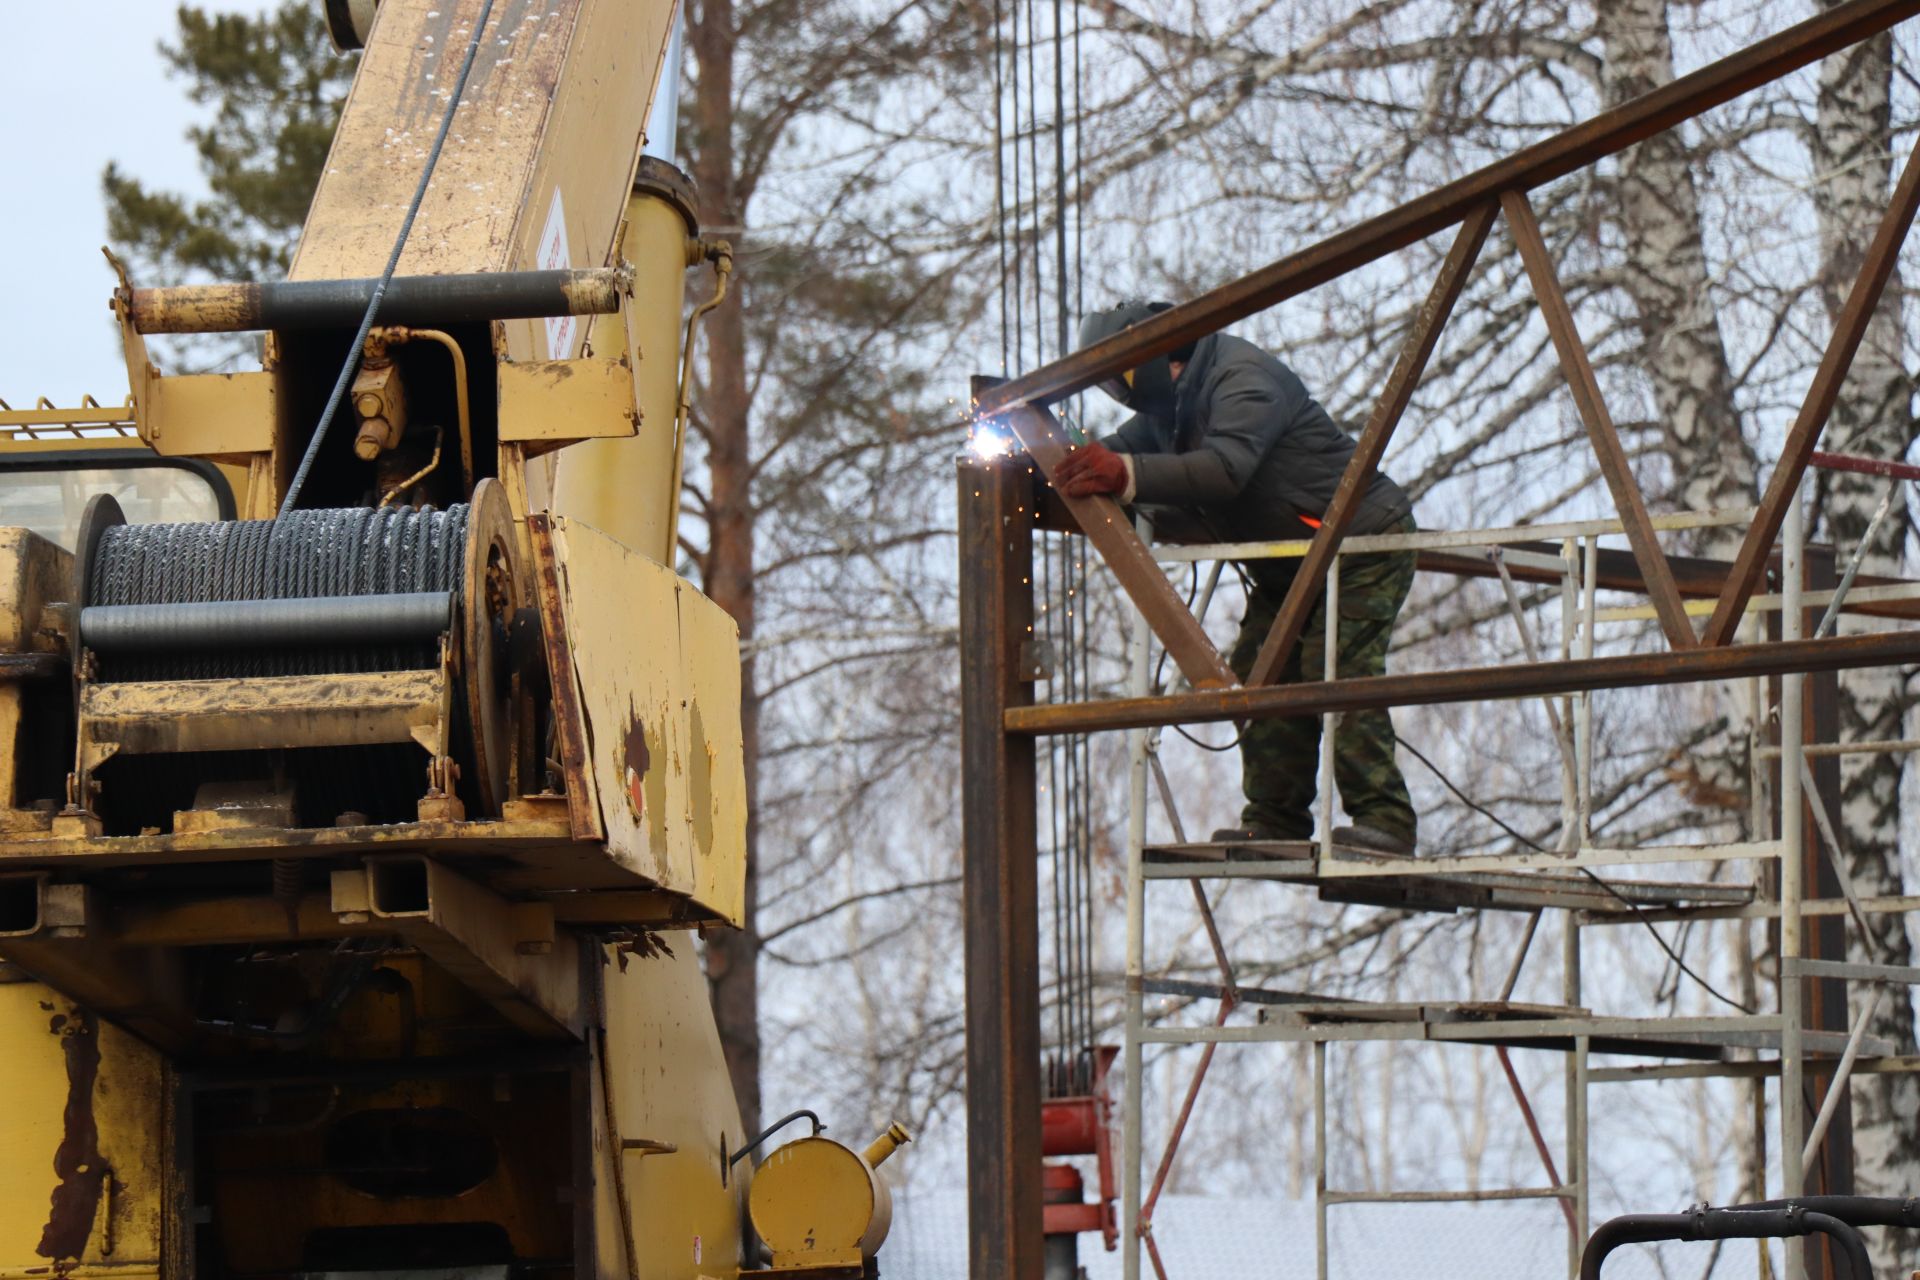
<box><xmin>1143</xmin><ymin>841</ymin><xmax>1756</xmax><ymax>915</ymax></box>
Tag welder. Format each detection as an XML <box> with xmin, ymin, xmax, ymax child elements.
<box><xmin>1055</xmin><ymin>300</ymin><xmax>1419</xmax><ymax>855</ymax></box>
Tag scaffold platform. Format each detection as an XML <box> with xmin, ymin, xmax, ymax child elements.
<box><xmin>1143</xmin><ymin>841</ymin><xmax>1757</xmax><ymax>915</ymax></box>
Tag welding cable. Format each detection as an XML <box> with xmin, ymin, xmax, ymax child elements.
<box><xmin>1392</xmin><ymin>734</ymin><xmax>1755</xmax><ymax>1016</ymax></box>
<box><xmin>278</xmin><ymin>0</ymin><xmax>499</xmax><ymax>517</ymax></box>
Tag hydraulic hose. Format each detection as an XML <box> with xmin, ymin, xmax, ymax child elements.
<box><xmin>1581</xmin><ymin>1207</ymin><xmax>1872</xmax><ymax>1280</ymax></box>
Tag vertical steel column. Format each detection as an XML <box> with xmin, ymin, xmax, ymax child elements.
<box><xmin>1803</xmin><ymin>545</ymin><xmax>1855</xmax><ymax>1218</ymax></box>
<box><xmin>1121</xmin><ymin>516</ymin><xmax>1153</xmax><ymax>1280</ymax></box>
<box><xmin>1319</xmin><ymin>560</ymin><xmax>1340</xmax><ymax>857</ymax></box>
<box><xmin>1779</xmin><ymin>484</ymin><xmax>1808</xmax><ymax>1280</ymax></box>
<box><xmin>1314</xmin><ymin>1039</ymin><xmax>1329</xmax><ymax>1280</ymax></box>
<box><xmin>1564</xmin><ymin>899</ymin><xmax>1588</xmax><ymax>1277</ymax></box>
<box><xmin>959</xmin><ymin>454</ymin><xmax>1045</xmax><ymax>1280</ymax></box>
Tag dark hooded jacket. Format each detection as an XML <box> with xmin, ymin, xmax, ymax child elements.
<box><xmin>1100</xmin><ymin>332</ymin><xmax>1411</xmax><ymax>543</ymax></box>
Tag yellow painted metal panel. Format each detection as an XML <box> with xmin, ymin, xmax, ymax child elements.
<box><xmin>0</xmin><ymin>529</ymin><xmax>69</xmax><ymax>654</ymax></box>
<box><xmin>498</xmin><ymin>357</ymin><xmax>638</xmax><ymax>449</ymax></box>
<box><xmin>290</xmin><ymin>0</ymin><xmax>668</xmax><ymax>347</ymax></box>
<box><xmin>144</xmin><ymin>372</ymin><xmax>274</xmax><ymax>458</ymax></box>
<box><xmin>0</xmin><ymin>982</ymin><xmax>164</xmax><ymax>1276</ymax></box>
<box><xmin>552</xmin><ymin>185</ymin><xmax>691</xmax><ymax>564</ymax></box>
<box><xmin>597</xmin><ymin>942</ymin><xmax>749</xmax><ymax>1280</ymax></box>
<box><xmin>550</xmin><ymin>518</ymin><xmax>746</xmax><ymax>923</ymax></box>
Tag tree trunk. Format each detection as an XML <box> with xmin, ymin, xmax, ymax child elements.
<box><xmin>690</xmin><ymin>0</ymin><xmax>762</xmax><ymax>1138</ymax></box>
<box><xmin>1594</xmin><ymin>0</ymin><xmax>1755</xmax><ymax>559</ymax></box>
<box><xmin>1807</xmin><ymin>13</ymin><xmax>1920</xmax><ymax>1260</ymax></box>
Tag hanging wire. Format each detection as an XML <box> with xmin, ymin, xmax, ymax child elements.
<box><xmin>992</xmin><ymin>0</ymin><xmax>1009</xmax><ymax>373</ymax></box>
<box><xmin>280</xmin><ymin>0</ymin><xmax>498</xmax><ymax>517</ymax></box>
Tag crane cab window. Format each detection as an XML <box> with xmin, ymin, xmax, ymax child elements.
<box><xmin>0</xmin><ymin>451</ymin><xmax>234</xmax><ymax>549</ymax></box>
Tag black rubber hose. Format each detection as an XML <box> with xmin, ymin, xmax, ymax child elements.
<box><xmin>1581</xmin><ymin>1207</ymin><xmax>1873</xmax><ymax>1280</ymax></box>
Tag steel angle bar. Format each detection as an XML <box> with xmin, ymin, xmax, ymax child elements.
<box><xmin>1758</xmin><ymin>738</ymin><xmax>1920</xmax><ymax>760</ymax></box>
<box><xmin>1424</xmin><ymin>1015</ymin><xmax>1780</xmax><ymax>1042</ymax></box>
<box><xmin>1705</xmin><ymin>125</ymin><xmax>1920</xmax><ymax>646</ymax></box>
<box><xmin>1147</xmin><ymin>842</ymin><xmax>1778</xmax><ymax>880</ymax></box>
<box><xmin>1501</xmin><ymin>190</ymin><xmax>1696</xmax><ymax>650</ymax></box>
<box><xmin>1786</xmin><ymin>958</ymin><xmax>1920</xmax><ymax>985</ymax></box>
<box><xmin>976</xmin><ymin>404</ymin><xmax>1233</xmax><ymax>690</ymax></box>
<box><xmin>1247</xmin><ymin>206</ymin><xmax>1497</xmax><ymax>685</ymax></box>
<box><xmin>1591</xmin><ymin>1055</ymin><xmax>1920</xmax><ymax>1083</ymax></box>
<box><xmin>1324</xmin><ymin>1187</ymin><xmax>1573</xmax><ymax>1206</ymax></box>
<box><xmin>1135</xmin><ymin>976</ymin><xmax>1330</xmax><ymax>1007</ymax></box>
<box><xmin>1584</xmin><ymin>894</ymin><xmax>1920</xmax><ymax>925</ymax></box>
<box><xmin>1803</xmin><ymin>988</ymin><xmax>1884</xmax><ymax>1171</ymax></box>
<box><xmin>1141</xmin><ymin>860</ymin><xmax>1319</xmax><ymax>880</ymax></box>
<box><xmin>1004</xmin><ymin>631</ymin><xmax>1920</xmax><ymax>736</ymax></box>
<box><xmin>973</xmin><ymin>0</ymin><xmax>1920</xmax><ymax>418</ymax></box>
<box><xmin>1149</xmin><ymin>508</ymin><xmax>1753</xmax><ymax>564</ymax></box>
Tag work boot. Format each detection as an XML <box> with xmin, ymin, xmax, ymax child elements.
<box><xmin>1331</xmin><ymin>823</ymin><xmax>1416</xmax><ymax>857</ymax></box>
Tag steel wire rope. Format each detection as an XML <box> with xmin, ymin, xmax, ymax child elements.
<box><xmin>278</xmin><ymin>0</ymin><xmax>499</xmax><ymax>517</ymax></box>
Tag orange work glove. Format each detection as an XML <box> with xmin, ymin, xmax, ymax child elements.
<box><xmin>1052</xmin><ymin>441</ymin><xmax>1129</xmax><ymax>499</ymax></box>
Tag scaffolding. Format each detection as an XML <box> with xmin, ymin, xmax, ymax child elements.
<box><xmin>957</xmin><ymin>4</ymin><xmax>1920</xmax><ymax>1280</ymax></box>
<box><xmin>1112</xmin><ymin>484</ymin><xmax>1920</xmax><ymax>1280</ymax></box>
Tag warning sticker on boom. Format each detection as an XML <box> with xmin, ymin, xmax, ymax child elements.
<box><xmin>538</xmin><ymin>187</ymin><xmax>575</xmax><ymax>359</ymax></box>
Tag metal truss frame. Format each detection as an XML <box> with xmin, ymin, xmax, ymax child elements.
<box><xmin>959</xmin><ymin>5</ymin><xmax>1920</xmax><ymax>1279</ymax></box>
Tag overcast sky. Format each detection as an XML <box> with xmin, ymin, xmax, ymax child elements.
<box><xmin>0</xmin><ymin>2</ymin><xmax>282</xmax><ymax>406</ymax></box>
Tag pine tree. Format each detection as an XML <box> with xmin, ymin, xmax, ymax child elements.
<box><xmin>103</xmin><ymin>4</ymin><xmax>355</xmax><ymax>289</ymax></box>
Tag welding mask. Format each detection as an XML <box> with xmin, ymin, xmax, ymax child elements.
<box><xmin>1079</xmin><ymin>301</ymin><xmax>1179</xmax><ymax>419</ymax></box>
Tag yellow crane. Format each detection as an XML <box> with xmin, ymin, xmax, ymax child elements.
<box><xmin>0</xmin><ymin>2</ymin><xmax>903</xmax><ymax>1276</ymax></box>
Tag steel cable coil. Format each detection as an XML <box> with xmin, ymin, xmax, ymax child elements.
<box><xmin>86</xmin><ymin>504</ymin><xmax>469</xmax><ymax>683</ymax></box>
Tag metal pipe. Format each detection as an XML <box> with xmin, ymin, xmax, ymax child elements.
<box><xmin>665</xmin><ymin>240</ymin><xmax>734</xmax><ymax>558</ymax></box>
<box><xmin>378</xmin><ymin>426</ymin><xmax>444</xmax><ymax>510</ymax></box>
<box><xmin>79</xmin><ymin>591</ymin><xmax>453</xmax><ymax>651</ymax></box>
<box><xmin>377</xmin><ymin>327</ymin><xmax>473</xmax><ymax>492</ymax></box>
<box><xmin>1580</xmin><ymin>1209</ymin><xmax>1872</xmax><ymax>1280</ymax></box>
<box><xmin>1802</xmin><ymin>988</ymin><xmax>1883</xmax><ymax>1171</ymax></box>
<box><xmin>127</xmin><ymin>267</ymin><xmax>629</xmax><ymax>334</ymax></box>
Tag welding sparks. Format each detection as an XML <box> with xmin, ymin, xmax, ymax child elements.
<box><xmin>968</xmin><ymin>418</ymin><xmax>1015</xmax><ymax>460</ymax></box>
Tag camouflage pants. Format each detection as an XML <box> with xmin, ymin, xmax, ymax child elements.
<box><xmin>1226</xmin><ymin>518</ymin><xmax>1418</xmax><ymax>842</ymax></box>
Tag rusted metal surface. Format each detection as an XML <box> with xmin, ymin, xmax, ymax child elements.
<box><xmin>973</xmin><ymin>0</ymin><xmax>1920</xmax><ymax>418</ymax></box>
<box><xmin>958</xmin><ymin>457</ymin><xmax>1046</xmax><ymax>1280</ymax></box>
<box><xmin>1493</xmin><ymin>1046</ymin><xmax>1577</xmax><ymax>1232</ymax></box>
<box><xmin>78</xmin><ymin>668</ymin><xmax>449</xmax><ymax>760</ymax></box>
<box><xmin>127</xmin><ymin>268</ymin><xmax>627</xmax><ymax>334</ymax></box>
<box><xmin>1246</xmin><ymin>205</ymin><xmax>1496</xmax><ymax>685</ymax></box>
<box><xmin>1005</xmin><ymin>630</ymin><xmax>1920</xmax><ymax>736</ymax></box>
<box><xmin>36</xmin><ymin>1008</ymin><xmax>105</xmax><ymax>1266</ymax></box>
<box><xmin>336</xmin><ymin>857</ymin><xmax>584</xmax><ymax>1040</ymax></box>
<box><xmin>1501</xmin><ymin>190</ymin><xmax>1697</xmax><ymax>650</ymax></box>
<box><xmin>980</xmin><ymin>399</ymin><xmax>1234</xmax><ymax>690</ymax></box>
<box><xmin>527</xmin><ymin>514</ymin><xmax>604</xmax><ymax>843</ymax></box>
<box><xmin>1811</xmin><ymin>449</ymin><xmax>1920</xmax><ymax>482</ymax></box>
<box><xmin>1703</xmin><ymin>126</ymin><xmax>1920</xmax><ymax>646</ymax></box>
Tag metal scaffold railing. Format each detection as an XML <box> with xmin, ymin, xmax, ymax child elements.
<box><xmin>1103</xmin><ymin>461</ymin><xmax>1920</xmax><ymax>1280</ymax></box>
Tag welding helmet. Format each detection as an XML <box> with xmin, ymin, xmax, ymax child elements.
<box><xmin>1078</xmin><ymin>301</ymin><xmax>1179</xmax><ymax>418</ymax></box>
